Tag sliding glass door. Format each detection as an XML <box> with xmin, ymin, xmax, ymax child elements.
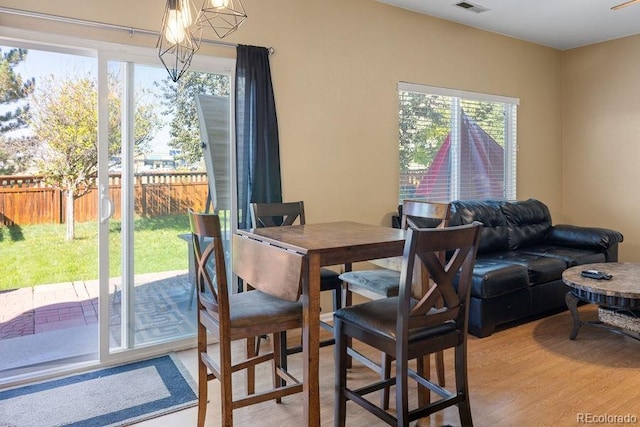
<box><xmin>0</xmin><ymin>28</ymin><xmax>235</xmax><ymax>382</ymax></box>
<box><xmin>0</xmin><ymin>43</ymin><xmax>100</xmax><ymax>380</ymax></box>
<box><xmin>103</xmin><ymin>59</ymin><xmax>234</xmax><ymax>356</ymax></box>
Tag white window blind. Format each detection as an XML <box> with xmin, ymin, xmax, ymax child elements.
<box><xmin>398</xmin><ymin>82</ymin><xmax>518</xmax><ymax>203</ymax></box>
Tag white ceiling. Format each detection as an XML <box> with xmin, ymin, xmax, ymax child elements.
<box><xmin>377</xmin><ymin>0</ymin><xmax>640</xmax><ymax>50</ymax></box>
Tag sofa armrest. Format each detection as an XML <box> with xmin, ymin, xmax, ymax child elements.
<box><xmin>546</xmin><ymin>224</ymin><xmax>623</xmax><ymax>251</ymax></box>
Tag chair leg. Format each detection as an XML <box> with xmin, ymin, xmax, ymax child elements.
<box><xmin>334</xmin><ymin>319</ymin><xmax>347</xmax><ymax>427</ymax></box>
<box><xmin>341</xmin><ymin>284</ymin><xmax>353</xmax><ymax>369</ymax></box>
<box><xmin>333</xmin><ymin>284</ymin><xmax>342</xmax><ymax>312</ymax></box>
<box><xmin>197</xmin><ymin>317</ymin><xmax>209</xmax><ymax>427</ymax></box>
<box><xmin>455</xmin><ymin>344</ymin><xmax>473</xmax><ymax>427</ymax></box>
<box><xmin>246</xmin><ymin>337</ymin><xmax>256</xmax><ymax>395</ymax></box>
<box><xmin>436</xmin><ymin>350</ymin><xmax>446</xmax><ymax>386</ymax></box>
<box><xmin>416</xmin><ymin>355</ymin><xmax>431</xmax><ymax>406</ymax></box>
<box><xmin>220</xmin><ymin>337</ymin><xmax>234</xmax><ymax>427</ymax></box>
<box><xmin>280</xmin><ymin>331</ymin><xmax>288</xmax><ymax>386</ymax></box>
<box><xmin>396</xmin><ymin>352</ymin><xmax>410</xmax><ymax>427</ymax></box>
<box><xmin>273</xmin><ymin>332</ymin><xmax>283</xmax><ymax>404</ymax></box>
<box><xmin>380</xmin><ymin>352</ymin><xmax>392</xmax><ymax>410</ymax></box>
<box><xmin>434</xmin><ymin>294</ymin><xmax>446</xmax><ymax>387</ymax></box>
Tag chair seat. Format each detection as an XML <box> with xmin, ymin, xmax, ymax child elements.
<box><xmin>334</xmin><ymin>297</ymin><xmax>456</xmax><ymax>342</ymax></box>
<box><xmin>339</xmin><ymin>269</ymin><xmax>401</xmax><ymax>297</ymax></box>
<box><xmin>201</xmin><ymin>289</ymin><xmax>302</xmax><ymax>335</ymax></box>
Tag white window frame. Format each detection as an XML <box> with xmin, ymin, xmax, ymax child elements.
<box><xmin>398</xmin><ymin>82</ymin><xmax>519</xmax><ymax>202</ymax></box>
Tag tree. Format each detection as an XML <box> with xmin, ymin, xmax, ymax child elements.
<box><xmin>0</xmin><ymin>48</ymin><xmax>35</xmax><ymax>174</ymax></box>
<box><xmin>0</xmin><ymin>149</ymin><xmax>9</xmax><ymax>175</ymax></box>
<box><xmin>399</xmin><ymin>93</ymin><xmax>449</xmax><ymax>171</ymax></box>
<box><xmin>157</xmin><ymin>71</ymin><xmax>230</xmax><ymax>166</ymax></box>
<box><xmin>0</xmin><ymin>137</ymin><xmax>39</xmax><ymax>174</ymax></box>
<box><xmin>107</xmin><ymin>74</ymin><xmax>161</xmax><ymax>161</ymax></box>
<box><xmin>30</xmin><ymin>76</ymin><xmax>98</xmax><ymax>240</ymax></box>
<box><xmin>29</xmin><ymin>73</ymin><xmax>161</xmax><ymax>240</ymax></box>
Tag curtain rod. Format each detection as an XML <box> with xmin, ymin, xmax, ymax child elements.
<box><xmin>0</xmin><ymin>5</ymin><xmax>258</xmax><ymax>51</ymax></box>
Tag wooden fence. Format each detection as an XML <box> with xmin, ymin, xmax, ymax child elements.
<box><xmin>0</xmin><ymin>172</ymin><xmax>209</xmax><ymax>226</ymax></box>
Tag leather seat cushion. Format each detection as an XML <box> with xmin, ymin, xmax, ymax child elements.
<box><xmin>334</xmin><ymin>297</ymin><xmax>456</xmax><ymax>341</ymax></box>
<box><xmin>520</xmin><ymin>244</ymin><xmax>606</xmax><ymax>266</ymax></box>
<box><xmin>482</xmin><ymin>251</ymin><xmax>567</xmax><ymax>286</ymax></box>
<box><xmin>467</xmin><ymin>259</ymin><xmax>530</xmax><ymax>299</ymax></box>
<box><xmin>228</xmin><ymin>289</ymin><xmax>302</xmax><ymax>329</ymax></box>
<box><xmin>339</xmin><ymin>269</ymin><xmax>401</xmax><ymax>297</ymax></box>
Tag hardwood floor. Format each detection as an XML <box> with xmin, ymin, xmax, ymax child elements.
<box><xmin>136</xmin><ymin>305</ymin><xmax>640</xmax><ymax>426</ymax></box>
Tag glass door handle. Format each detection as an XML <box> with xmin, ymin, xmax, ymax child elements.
<box><xmin>100</xmin><ymin>184</ymin><xmax>114</xmax><ymax>224</ymax></box>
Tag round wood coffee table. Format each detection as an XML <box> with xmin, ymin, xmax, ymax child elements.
<box><xmin>562</xmin><ymin>262</ymin><xmax>640</xmax><ymax>340</ymax></box>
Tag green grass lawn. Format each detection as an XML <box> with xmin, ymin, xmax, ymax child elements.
<box><xmin>0</xmin><ymin>215</ymin><xmax>191</xmax><ymax>291</ymax></box>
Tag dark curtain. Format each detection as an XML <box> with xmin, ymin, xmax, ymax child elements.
<box><xmin>235</xmin><ymin>44</ymin><xmax>282</xmax><ymax>229</ymax></box>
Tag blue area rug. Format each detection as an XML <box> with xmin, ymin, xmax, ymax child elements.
<box><xmin>0</xmin><ymin>354</ymin><xmax>197</xmax><ymax>427</ymax></box>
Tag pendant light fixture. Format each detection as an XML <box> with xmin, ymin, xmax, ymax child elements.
<box><xmin>158</xmin><ymin>0</ymin><xmax>247</xmax><ymax>81</ymax></box>
<box><xmin>198</xmin><ymin>0</ymin><xmax>247</xmax><ymax>39</ymax></box>
<box><xmin>157</xmin><ymin>0</ymin><xmax>202</xmax><ymax>82</ymax></box>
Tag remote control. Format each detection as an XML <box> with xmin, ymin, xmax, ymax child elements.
<box><xmin>581</xmin><ymin>270</ymin><xmax>612</xmax><ymax>280</ymax></box>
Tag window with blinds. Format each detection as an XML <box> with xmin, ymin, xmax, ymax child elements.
<box><xmin>398</xmin><ymin>82</ymin><xmax>518</xmax><ymax>204</ymax></box>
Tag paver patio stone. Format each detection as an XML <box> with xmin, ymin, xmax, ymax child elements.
<box><xmin>0</xmin><ymin>271</ymin><xmax>194</xmax><ymax>343</ymax></box>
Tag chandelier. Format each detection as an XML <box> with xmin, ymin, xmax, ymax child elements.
<box><xmin>198</xmin><ymin>0</ymin><xmax>247</xmax><ymax>39</ymax></box>
<box><xmin>158</xmin><ymin>0</ymin><xmax>247</xmax><ymax>82</ymax></box>
<box><xmin>157</xmin><ymin>0</ymin><xmax>201</xmax><ymax>82</ymax></box>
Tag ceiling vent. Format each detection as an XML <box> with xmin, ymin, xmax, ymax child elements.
<box><xmin>454</xmin><ymin>1</ymin><xmax>489</xmax><ymax>14</ymax></box>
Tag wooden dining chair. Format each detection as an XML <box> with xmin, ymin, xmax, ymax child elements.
<box><xmin>340</xmin><ymin>200</ymin><xmax>451</xmax><ymax>300</ymax></box>
<box><xmin>250</xmin><ymin>201</ymin><xmax>344</xmax><ymax>335</ymax></box>
<box><xmin>189</xmin><ymin>209</ymin><xmax>304</xmax><ymax>427</ymax></box>
<box><xmin>339</xmin><ymin>199</ymin><xmax>451</xmax><ymax>407</ymax></box>
<box><xmin>334</xmin><ymin>222</ymin><xmax>482</xmax><ymax>427</ymax></box>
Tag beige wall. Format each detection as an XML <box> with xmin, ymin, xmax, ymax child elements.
<box><xmin>1</xmin><ymin>1</ymin><xmax>565</xmax><ymax>233</ymax></box>
<box><xmin>562</xmin><ymin>36</ymin><xmax>640</xmax><ymax>261</ymax></box>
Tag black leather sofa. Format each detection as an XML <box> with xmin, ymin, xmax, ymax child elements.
<box><xmin>395</xmin><ymin>199</ymin><xmax>623</xmax><ymax>337</ymax></box>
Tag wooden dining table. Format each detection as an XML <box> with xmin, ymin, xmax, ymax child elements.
<box><xmin>236</xmin><ymin>221</ymin><xmax>406</xmax><ymax>426</ymax></box>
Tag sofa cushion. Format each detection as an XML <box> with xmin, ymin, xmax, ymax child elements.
<box><xmin>484</xmin><ymin>251</ymin><xmax>567</xmax><ymax>286</ymax></box>
<box><xmin>450</xmin><ymin>200</ymin><xmax>509</xmax><ymax>254</ymax></box>
<box><xmin>501</xmin><ymin>199</ymin><xmax>552</xmax><ymax>250</ymax></box>
<box><xmin>467</xmin><ymin>258</ymin><xmax>530</xmax><ymax>299</ymax></box>
<box><xmin>519</xmin><ymin>244</ymin><xmax>606</xmax><ymax>267</ymax></box>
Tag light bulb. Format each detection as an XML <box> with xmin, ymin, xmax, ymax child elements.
<box><xmin>211</xmin><ymin>0</ymin><xmax>229</xmax><ymax>8</ymax></box>
<box><xmin>165</xmin><ymin>9</ymin><xmax>186</xmax><ymax>44</ymax></box>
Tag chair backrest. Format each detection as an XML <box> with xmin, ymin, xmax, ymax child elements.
<box><xmin>190</xmin><ymin>208</ymin><xmax>305</xmax><ymax>319</ymax></box>
<box><xmin>400</xmin><ymin>200</ymin><xmax>451</xmax><ymax>230</ymax></box>
<box><xmin>397</xmin><ymin>222</ymin><xmax>482</xmax><ymax>339</ymax></box>
<box><xmin>250</xmin><ymin>201</ymin><xmax>306</xmax><ymax>228</ymax></box>
<box><xmin>189</xmin><ymin>209</ymin><xmax>229</xmax><ymax>315</ymax></box>
<box><xmin>401</xmin><ymin>200</ymin><xmax>452</xmax><ymax>288</ymax></box>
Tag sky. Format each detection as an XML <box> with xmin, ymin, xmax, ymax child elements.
<box><xmin>4</xmin><ymin>45</ymin><xmax>173</xmax><ymax>153</ymax></box>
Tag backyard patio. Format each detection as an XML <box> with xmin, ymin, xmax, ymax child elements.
<box><xmin>0</xmin><ymin>270</ymin><xmax>197</xmax><ymax>378</ymax></box>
